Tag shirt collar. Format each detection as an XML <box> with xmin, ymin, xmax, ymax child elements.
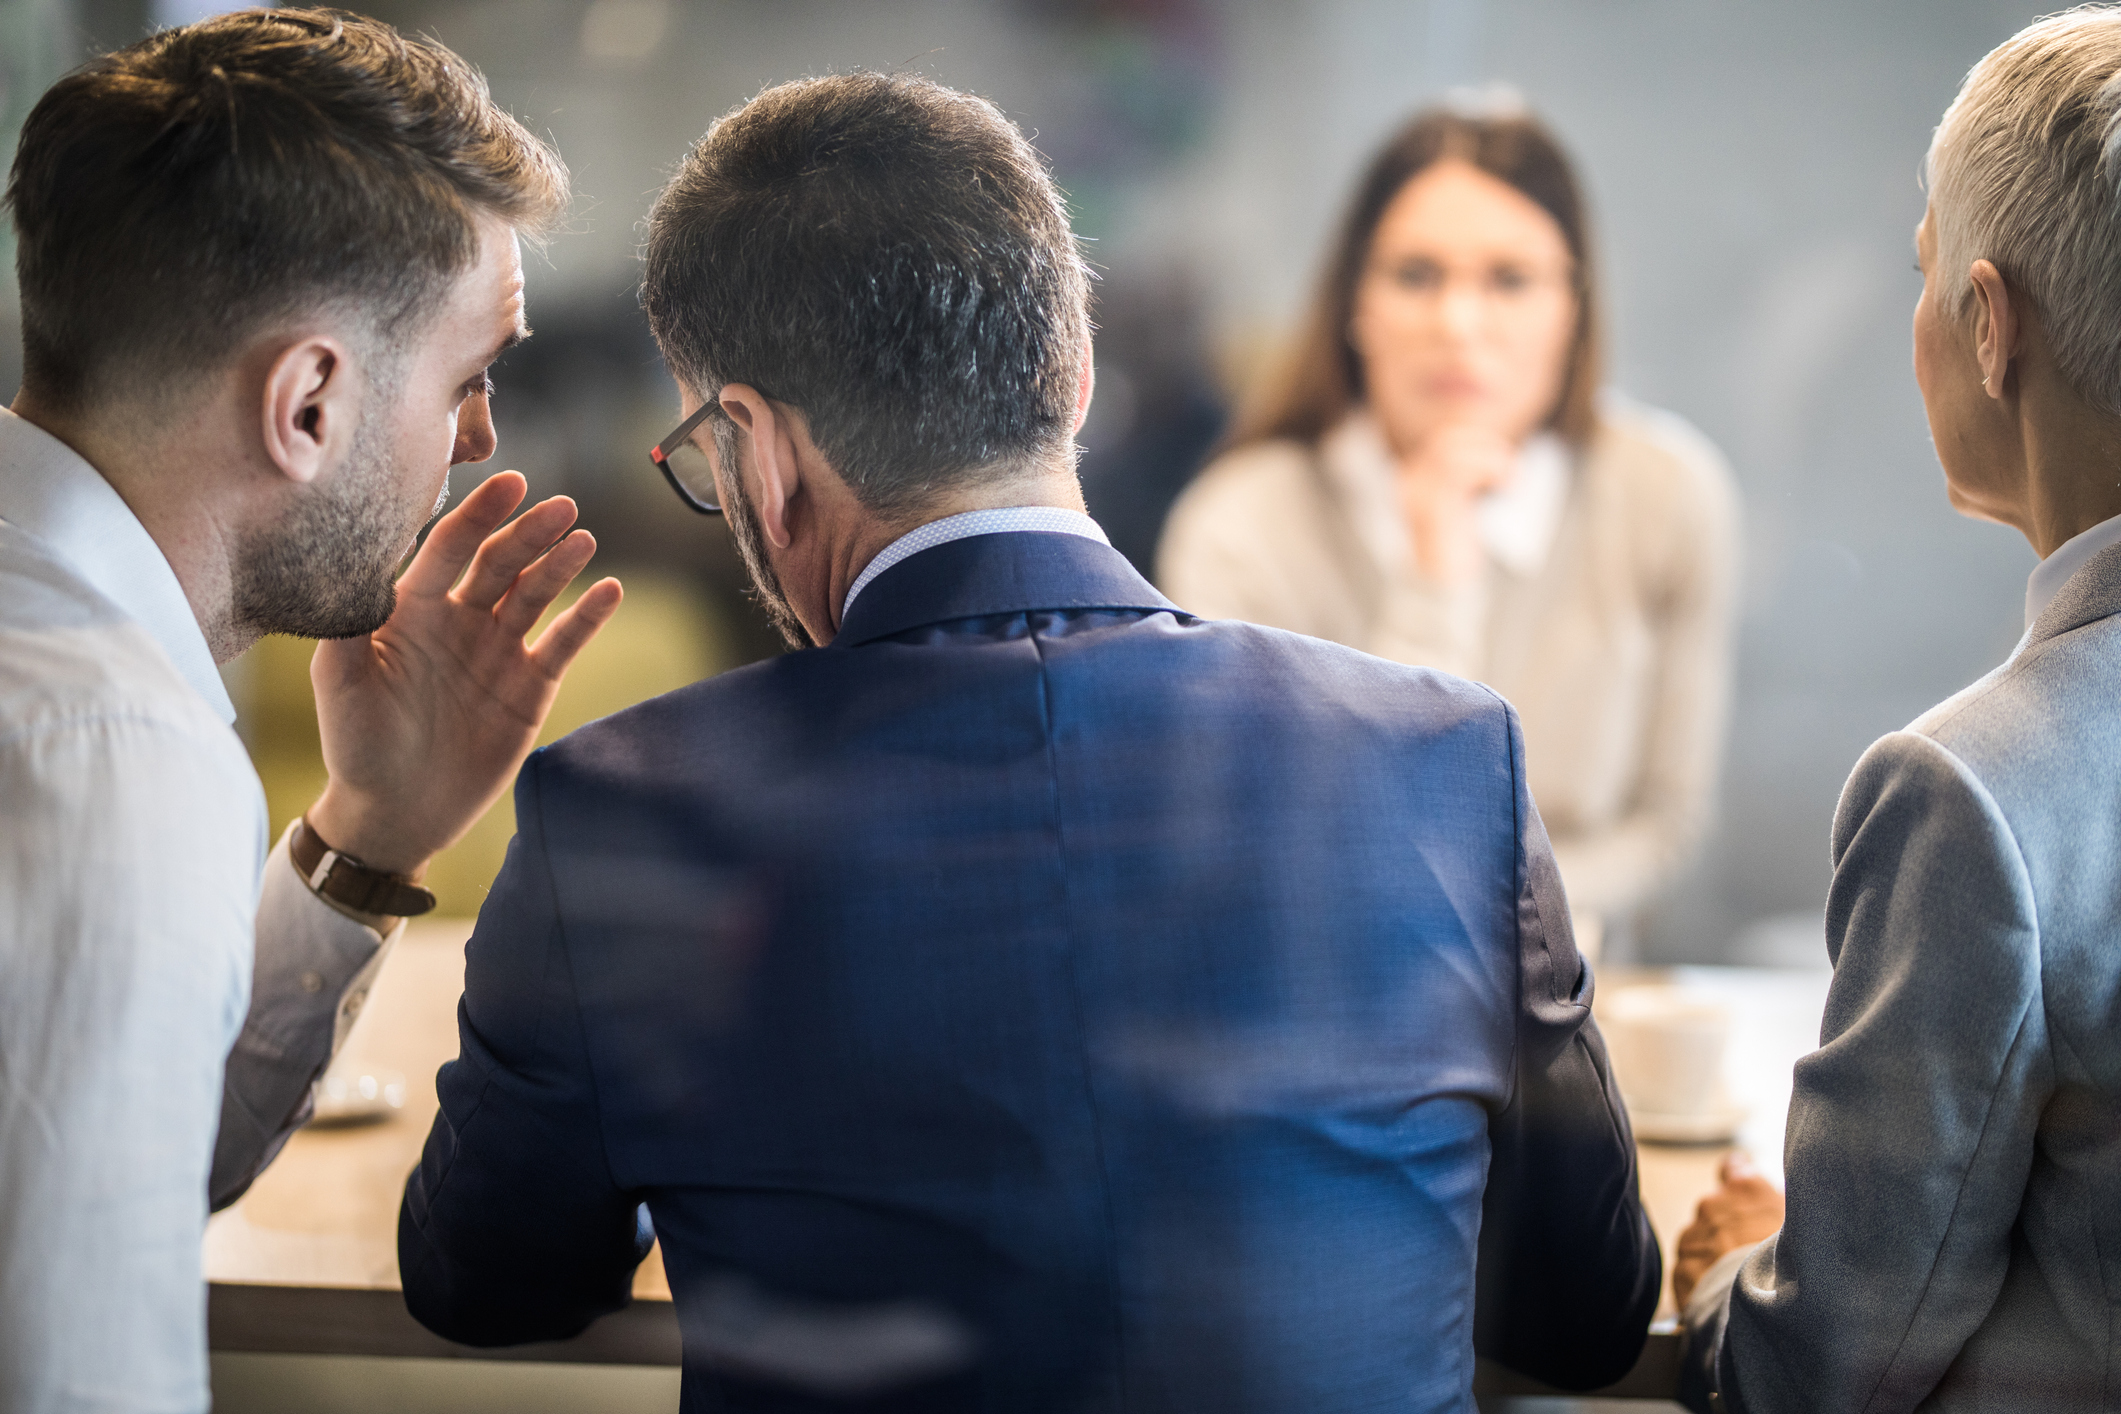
<box><xmin>834</xmin><ymin>522</ymin><xmax>1173</xmax><ymax>648</ymax></box>
<box><xmin>2025</xmin><ymin>510</ymin><xmax>2121</xmax><ymax>633</ymax></box>
<box><xmin>0</xmin><ymin>407</ymin><xmax>235</xmax><ymax>723</ymax></box>
<box><xmin>841</xmin><ymin>506</ymin><xmax>1111</xmax><ymax>625</ymax></box>
<box><xmin>1478</xmin><ymin>434</ymin><xmax>1572</xmax><ymax>578</ymax></box>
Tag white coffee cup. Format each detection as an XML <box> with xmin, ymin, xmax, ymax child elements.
<box><xmin>1598</xmin><ymin>986</ymin><xmax>1731</xmax><ymax>1120</ymax></box>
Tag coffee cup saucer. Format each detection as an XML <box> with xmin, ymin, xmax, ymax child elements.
<box><xmin>1628</xmin><ymin>1101</ymin><xmax>1747</xmax><ymax>1146</ymax></box>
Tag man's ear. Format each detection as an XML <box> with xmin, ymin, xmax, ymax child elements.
<box><xmin>1073</xmin><ymin>343</ymin><xmax>1096</xmax><ymax>435</ymax></box>
<box><xmin>261</xmin><ymin>336</ymin><xmax>354</xmax><ymax>485</ymax></box>
<box><xmin>1968</xmin><ymin>259</ymin><xmax>2017</xmax><ymax>402</ymax></box>
<box><xmin>718</xmin><ymin>383</ymin><xmax>798</xmax><ymax>550</ymax></box>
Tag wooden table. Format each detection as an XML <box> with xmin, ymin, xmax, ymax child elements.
<box><xmin>206</xmin><ymin>919</ymin><xmax>673</xmax><ymax>1365</ymax></box>
<box><xmin>205</xmin><ymin>924</ymin><xmax>1828</xmax><ymax>1400</ymax></box>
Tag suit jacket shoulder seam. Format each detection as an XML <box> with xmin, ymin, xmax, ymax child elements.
<box><xmin>524</xmin><ymin>753</ymin><xmax>632</xmax><ymax>1199</ymax></box>
<box><xmin>1860</xmin><ymin>994</ymin><xmax>2045</xmax><ymax>1414</ymax></box>
<box><xmin>1888</xmin><ymin>732</ymin><xmax>2045</xmax><ymax>955</ymax></box>
<box><xmin>1918</xmin><ymin>621</ymin><xmax>2094</xmax><ymax>741</ymax></box>
<box><xmin>1846</xmin><ymin>732</ymin><xmax>2047</xmax><ymax>1413</ymax></box>
<box><xmin>1491</xmin><ymin>679</ymin><xmax>1527</xmax><ymax>1117</ymax></box>
<box><xmin>1025</xmin><ymin>624</ymin><xmax>1128</xmax><ymax>1396</ymax></box>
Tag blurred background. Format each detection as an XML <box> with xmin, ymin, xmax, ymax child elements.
<box><xmin>0</xmin><ymin>0</ymin><xmax>2035</xmax><ymax>961</ymax></box>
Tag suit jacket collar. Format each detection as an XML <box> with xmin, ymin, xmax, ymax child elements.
<box><xmin>833</xmin><ymin>530</ymin><xmax>1182</xmax><ymax>647</ymax></box>
<box><xmin>2026</xmin><ymin>538</ymin><xmax>2121</xmax><ymax>651</ymax></box>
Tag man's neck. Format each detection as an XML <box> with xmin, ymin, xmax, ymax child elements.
<box><xmin>11</xmin><ymin>391</ymin><xmax>251</xmax><ymax>662</ymax></box>
<box><xmin>808</xmin><ymin>467</ymin><xmax>1089</xmax><ymax>644</ymax></box>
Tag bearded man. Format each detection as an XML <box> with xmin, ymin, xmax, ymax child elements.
<box><xmin>0</xmin><ymin>11</ymin><xmax>620</xmax><ymax>1412</ymax></box>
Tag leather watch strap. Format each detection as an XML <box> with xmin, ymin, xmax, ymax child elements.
<box><xmin>289</xmin><ymin>816</ymin><xmax>437</xmax><ymax>919</ymax></box>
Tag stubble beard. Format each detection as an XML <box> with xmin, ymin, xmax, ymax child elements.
<box><xmin>716</xmin><ymin>421</ymin><xmax>815</xmax><ymax>651</ymax></box>
<box><xmin>231</xmin><ymin>395</ymin><xmax>431</xmax><ymax>642</ymax></box>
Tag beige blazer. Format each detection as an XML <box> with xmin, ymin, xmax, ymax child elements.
<box><xmin>1156</xmin><ymin>401</ymin><xmax>1740</xmax><ymax>922</ymax></box>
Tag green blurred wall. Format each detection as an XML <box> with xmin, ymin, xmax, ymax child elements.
<box><xmin>232</xmin><ymin>568</ymin><xmax>730</xmax><ymax>917</ymax></box>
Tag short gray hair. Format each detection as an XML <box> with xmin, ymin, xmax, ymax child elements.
<box><xmin>1928</xmin><ymin>5</ymin><xmax>2121</xmax><ymax>413</ymax></box>
<box><xmin>642</xmin><ymin>73</ymin><xmax>1090</xmax><ymax>518</ymax></box>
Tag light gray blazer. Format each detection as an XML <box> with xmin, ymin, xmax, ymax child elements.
<box><xmin>1685</xmin><ymin>539</ymin><xmax>2121</xmax><ymax>1413</ymax></box>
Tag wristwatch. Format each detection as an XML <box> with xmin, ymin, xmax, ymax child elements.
<box><xmin>290</xmin><ymin>816</ymin><xmax>438</xmax><ymax>919</ymax></box>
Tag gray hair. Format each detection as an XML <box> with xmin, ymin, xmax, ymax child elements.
<box><xmin>1928</xmin><ymin>5</ymin><xmax>2121</xmax><ymax>413</ymax></box>
<box><xmin>642</xmin><ymin>73</ymin><xmax>1090</xmax><ymax>518</ymax></box>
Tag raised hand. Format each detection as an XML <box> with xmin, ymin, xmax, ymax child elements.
<box><xmin>305</xmin><ymin>470</ymin><xmax>623</xmax><ymax>877</ymax></box>
<box><xmin>1673</xmin><ymin>1151</ymin><xmax>1786</xmax><ymax>1308</ymax></box>
<box><xmin>1395</xmin><ymin>421</ymin><xmax>1516</xmax><ymax>587</ymax></box>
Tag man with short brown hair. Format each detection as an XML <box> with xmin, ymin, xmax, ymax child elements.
<box><xmin>0</xmin><ymin>11</ymin><xmax>620</xmax><ymax>1410</ymax></box>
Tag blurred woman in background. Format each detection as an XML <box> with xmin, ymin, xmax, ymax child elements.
<box><xmin>1158</xmin><ymin>103</ymin><xmax>1740</xmax><ymax>947</ymax></box>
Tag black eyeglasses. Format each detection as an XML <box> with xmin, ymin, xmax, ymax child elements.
<box><xmin>648</xmin><ymin>402</ymin><xmax>725</xmax><ymax>516</ymax></box>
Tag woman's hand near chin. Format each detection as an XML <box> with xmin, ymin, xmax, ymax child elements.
<box><xmin>1396</xmin><ymin>421</ymin><xmax>1516</xmax><ymax>586</ymax></box>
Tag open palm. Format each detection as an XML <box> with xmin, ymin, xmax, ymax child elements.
<box><xmin>307</xmin><ymin>470</ymin><xmax>623</xmax><ymax>875</ymax></box>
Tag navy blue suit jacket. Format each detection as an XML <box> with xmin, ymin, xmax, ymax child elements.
<box><xmin>400</xmin><ymin>531</ymin><xmax>1657</xmax><ymax>1412</ymax></box>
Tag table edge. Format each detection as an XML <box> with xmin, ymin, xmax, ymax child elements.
<box><xmin>208</xmin><ymin>1282</ymin><xmax>1683</xmax><ymax>1397</ymax></box>
<box><xmin>206</xmin><ymin>1283</ymin><xmax>680</xmax><ymax>1366</ymax></box>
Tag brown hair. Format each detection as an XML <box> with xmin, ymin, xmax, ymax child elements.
<box><xmin>1228</xmin><ymin>105</ymin><xmax>1602</xmax><ymax>452</ymax></box>
<box><xmin>644</xmin><ymin>72</ymin><xmax>1090</xmax><ymax>518</ymax></box>
<box><xmin>5</xmin><ymin>7</ymin><xmax>568</xmax><ymax>414</ymax></box>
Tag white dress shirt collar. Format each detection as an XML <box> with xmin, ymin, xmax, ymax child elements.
<box><xmin>840</xmin><ymin>506</ymin><xmax>1111</xmax><ymax>624</ymax></box>
<box><xmin>0</xmin><ymin>407</ymin><xmax>232</xmax><ymax>722</ymax></box>
<box><xmin>2025</xmin><ymin>510</ymin><xmax>2121</xmax><ymax>632</ymax></box>
<box><xmin>1320</xmin><ymin>411</ymin><xmax>1572</xmax><ymax>581</ymax></box>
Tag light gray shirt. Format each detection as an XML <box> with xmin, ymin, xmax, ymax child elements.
<box><xmin>841</xmin><ymin>506</ymin><xmax>1109</xmax><ymax>623</ymax></box>
<box><xmin>0</xmin><ymin>408</ymin><xmax>392</xmax><ymax>1414</ymax></box>
<box><xmin>1685</xmin><ymin>535</ymin><xmax>2121</xmax><ymax>1412</ymax></box>
<box><xmin>2025</xmin><ymin>510</ymin><xmax>2121</xmax><ymax>630</ymax></box>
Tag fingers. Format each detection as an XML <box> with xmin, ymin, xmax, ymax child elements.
<box><xmin>528</xmin><ymin>577</ymin><xmax>624</xmax><ymax>678</ymax></box>
<box><xmin>1673</xmin><ymin>1210</ymin><xmax>1723</xmax><ymax>1306</ymax></box>
<box><xmin>396</xmin><ymin>471</ymin><xmax>527</xmax><ymax>598</ymax></box>
<box><xmin>1673</xmin><ymin>1223</ymin><xmax>1719</xmax><ymax>1308</ymax></box>
<box><xmin>455</xmin><ymin>496</ymin><xmax>583</xmax><ymax>612</ymax></box>
<box><xmin>1673</xmin><ymin>1179</ymin><xmax>1775</xmax><ymax>1310</ymax></box>
<box><xmin>1719</xmin><ymin>1149</ymin><xmax>1760</xmax><ymax>1185</ymax></box>
<box><xmin>493</xmin><ymin>527</ymin><xmax>598</xmax><ymax>639</ymax></box>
